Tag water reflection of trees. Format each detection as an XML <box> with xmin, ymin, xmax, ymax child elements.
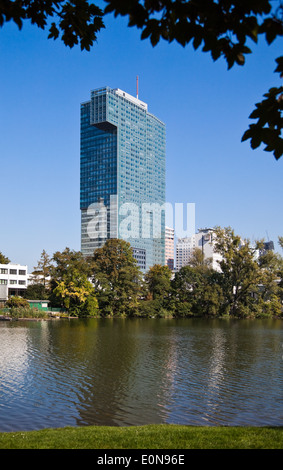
<box><xmin>2</xmin><ymin>318</ymin><xmax>281</xmax><ymax>429</ymax></box>
<box><xmin>72</xmin><ymin>318</ymin><xmax>178</xmax><ymax>426</ymax></box>
<box><xmin>57</xmin><ymin>318</ymin><xmax>283</xmax><ymax>427</ymax></box>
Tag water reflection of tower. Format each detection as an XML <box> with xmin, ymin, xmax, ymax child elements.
<box><xmin>156</xmin><ymin>329</ymin><xmax>179</xmax><ymax>420</ymax></box>
<box><xmin>76</xmin><ymin>320</ymin><xmax>181</xmax><ymax>426</ymax></box>
<box><xmin>204</xmin><ymin>328</ymin><xmax>228</xmax><ymax>424</ymax></box>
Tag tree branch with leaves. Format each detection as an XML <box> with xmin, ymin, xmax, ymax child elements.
<box><xmin>1</xmin><ymin>0</ymin><xmax>282</xmax><ymax>158</ymax></box>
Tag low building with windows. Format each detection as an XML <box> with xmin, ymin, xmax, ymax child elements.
<box><xmin>0</xmin><ymin>263</ymin><xmax>28</xmax><ymax>302</ymax></box>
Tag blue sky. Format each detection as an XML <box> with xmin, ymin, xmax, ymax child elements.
<box><xmin>0</xmin><ymin>8</ymin><xmax>282</xmax><ymax>270</ymax></box>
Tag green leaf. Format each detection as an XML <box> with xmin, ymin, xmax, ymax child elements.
<box><xmin>48</xmin><ymin>22</ymin><xmax>59</xmax><ymax>40</ymax></box>
<box><xmin>275</xmin><ymin>56</ymin><xmax>283</xmax><ymax>77</ymax></box>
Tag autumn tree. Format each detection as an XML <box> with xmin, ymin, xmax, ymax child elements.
<box><xmin>32</xmin><ymin>249</ymin><xmax>52</xmax><ymax>287</ymax></box>
<box><xmin>171</xmin><ymin>264</ymin><xmax>224</xmax><ymax>317</ymax></box>
<box><xmin>139</xmin><ymin>264</ymin><xmax>172</xmax><ymax>317</ymax></box>
<box><xmin>49</xmin><ymin>247</ymin><xmax>97</xmax><ymax>316</ymax></box>
<box><xmin>50</xmin><ymin>247</ymin><xmax>92</xmax><ymax>283</ymax></box>
<box><xmin>6</xmin><ymin>296</ymin><xmax>29</xmax><ymax>308</ymax></box>
<box><xmin>187</xmin><ymin>247</ymin><xmax>212</xmax><ymax>269</ymax></box>
<box><xmin>24</xmin><ymin>250</ymin><xmax>52</xmax><ymax>300</ymax></box>
<box><xmin>53</xmin><ymin>276</ymin><xmax>98</xmax><ymax>316</ymax></box>
<box><xmin>169</xmin><ymin>229</ymin><xmax>283</xmax><ymax>319</ymax></box>
<box><xmin>144</xmin><ymin>264</ymin><xmax>172</xmax><ymax>300</ymax></box>
<box><xmin>213</xmin><ymin>227</ymin><xmax>263</xmax><ymax>316</ymax></box>
<box><xmin>256</xmin><ymin>246</ymin><xmax>283</xmax><ymax>316</ymax></box>
<box><xmin>91</xmin><ymin>239</ymin><xmax>142</xmax><ymax>316</ymax></box>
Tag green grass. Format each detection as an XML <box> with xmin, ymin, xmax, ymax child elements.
<box><xmin>0</xmin><ymin>424</ymin><xmax>282</xmax><ymax>449</ymax></box>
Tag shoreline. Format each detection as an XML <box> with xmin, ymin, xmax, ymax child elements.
<box><xmin>1</xmin><ymin>313</ymin><xmax>282</xmax><ymax>321</ymax></box>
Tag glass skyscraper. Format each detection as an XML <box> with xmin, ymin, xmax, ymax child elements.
<box><xmin>80</xmin><ymin>87</ymin><xmax>166</xmax><ymax>271</ymax></box>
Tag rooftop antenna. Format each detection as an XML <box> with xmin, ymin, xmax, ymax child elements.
<box><xmin>136</xmin><ymin>75</ymin><xmax>139</xmax><ymax>99</ymax></box>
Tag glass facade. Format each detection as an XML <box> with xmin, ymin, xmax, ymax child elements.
<box><xmin>80</xmin><ymin>87</ymin><xmax>166</xmax><ymax>271</ymax></box>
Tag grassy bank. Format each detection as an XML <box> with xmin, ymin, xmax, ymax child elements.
<box><xmin>0</xmin><ymin>424</ymin><xmax>282</xmax><ymax>449</ymax></box>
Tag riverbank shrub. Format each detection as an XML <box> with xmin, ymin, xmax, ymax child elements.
<box><xmin>6</xmin><ymin>296</ymin><xmax>29</xmax><ymax>309</ymax></box>
<box><xmin>138</xmin><ymin>299</ymin><xmax>171</xmax><ymax>318</ymax></box>
<box><xmin>8</xmin><ymin>307</ymin><xmax>48</xmax><ymax>319</ymax></box>
<box><xmin>81</xmin><ymin>295</ymin><xmax>99</xmax><ymax>317</ymax></box>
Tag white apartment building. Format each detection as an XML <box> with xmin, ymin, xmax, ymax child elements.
<box><xmin>165</xmin><ymin>226</ymin><xmax>175</xmax><ymax>270</ymax></box>
<box><xmin>176</xmin><ymin>228</ymin><xmax>222</xmax><ymax>271</ymax></box>
<box><xmin>175</xmin><ymin>236</ymin><xmax>195</xmax><ymax>271</ymax></box>
<box><xmin>0</xmin><ymin>263</ymin><xmax>28</xmax><ymax>301</ymax></box>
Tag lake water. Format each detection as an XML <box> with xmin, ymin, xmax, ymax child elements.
<box><xmin>0</xmin><ymin>318</ymin><xmax>282</xmax><ymax>431</ymax></box>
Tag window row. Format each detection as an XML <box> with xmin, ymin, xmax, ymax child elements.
<box><xmin>0</xmin><ymin>269</ymin><xmax>26</xmax><ymax>275</ymax></box>
<box><xmin>0</xmin><ymin>279</ymin><xmax>26</xmax><ymax>285</ymax></box>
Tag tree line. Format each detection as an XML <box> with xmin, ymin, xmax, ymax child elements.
<box><xmin>3</xmin><ymin>226</ymin><xmax>281</xmax><ymax>319</ymax></box>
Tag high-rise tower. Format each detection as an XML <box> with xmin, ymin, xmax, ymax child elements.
<box><xmin>80</xmin><ymin>87</ymin><xmax>166</xmax><ymax>271</ymax></box>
